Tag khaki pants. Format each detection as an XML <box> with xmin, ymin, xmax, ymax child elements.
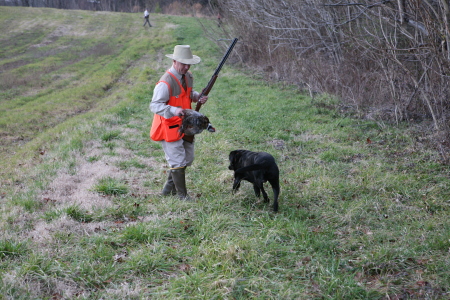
<box><xmin>161</xmin><ymin>139</ymin><xmax>194</xmax><ymax>169</ymax></box>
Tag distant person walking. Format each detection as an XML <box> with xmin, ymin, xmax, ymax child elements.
<box><xmin>143</xmin><ymin>8</ymin><xmax>152</xmax><ymax>27</ymax></box>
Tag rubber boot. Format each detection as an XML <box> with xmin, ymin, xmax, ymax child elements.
<box><xmin>171</xmin><ymin>167</ymin><xmax>190</xmax><ymax>200</ymax></box>
<box><xmin>161</xmin><ymin>170</ymin><xmax>176</xmax><ymax>196</ymax></box>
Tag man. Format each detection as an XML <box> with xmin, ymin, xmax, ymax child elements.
<box><xmin>150</xmin><ymin>45</ymin><xmax>208</xmax><ymax>200</ymax></box>
<box><xmin>143</xmin><ymin>8</ymin><xmax>152</xmax><ymax>27</ymax></box>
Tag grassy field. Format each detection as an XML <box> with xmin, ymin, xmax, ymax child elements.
<box><xmin>1</xmin><ymin>6</ymin><xmax>450</xmax><ymax>300</ymax></box>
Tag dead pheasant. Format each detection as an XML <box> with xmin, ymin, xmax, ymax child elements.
<box><xmin>179</xmin><ymin>109</ymin><xmax>215</xmax><ymax>136</ymax></box>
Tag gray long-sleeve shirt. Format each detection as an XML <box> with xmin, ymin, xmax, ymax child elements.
<box><xmin>150</xmin><ymin>66</ymin><xmax>200</xmax><ymax>119</ymax></box>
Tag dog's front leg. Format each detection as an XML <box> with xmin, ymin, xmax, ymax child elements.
<box><xmin>232</xmin><ymin>177</ymin><xmax>241</xmax><ymax>193</ymax></box>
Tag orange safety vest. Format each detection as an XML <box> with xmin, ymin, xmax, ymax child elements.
<box><xmin>150</xmin><ymin>71</ymin><xmax>193</xmax><ymax>142</ymax></box>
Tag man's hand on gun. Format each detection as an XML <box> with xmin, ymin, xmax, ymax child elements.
<box><xmin>198</xmin><ymin>95</ymin><xmax>208</xmax><ymax>104</ymax></box>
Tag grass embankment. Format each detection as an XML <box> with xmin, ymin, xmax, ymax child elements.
<box><xmin>1</xmin><ymin>7</ymin><xmax>450</xmax><ymax>300</ymax></box>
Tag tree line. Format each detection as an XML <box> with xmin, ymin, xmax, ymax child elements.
<box><xmin>0</xmin><ymin>0</ymin><xmax>210</xmax><ymax>13</ymax></box>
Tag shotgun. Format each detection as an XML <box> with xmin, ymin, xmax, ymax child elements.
<box><xmin>195</xmin><ymin>38</ymin><xmax>238</xmax><ymax>112</ymax></box>
<box><xmin>182</xmin><ymin>38</ymin><xmax>238</xmax><ymax>143</ymax></box>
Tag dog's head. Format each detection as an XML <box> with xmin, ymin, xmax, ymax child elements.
<box><xmin>228</xmin><ymin>150</ymin><xmax>246</xmax><ymax>170</ymax></box>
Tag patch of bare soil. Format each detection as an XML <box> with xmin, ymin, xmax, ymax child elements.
<box><xmin>0</xmin><ymin>59</ymin><xmax>31</xmax><ymax>72</ymax></box>
<box><xmin>40</xmin><ymin>150</ymin><xmax>118</xmax><ymax>211</ymax></box>
<box><xmin>30</xmin><ymin>124</ymin><xmax>163</xmax><ymax>245</ymax></box>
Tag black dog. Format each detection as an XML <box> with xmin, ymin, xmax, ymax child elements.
<box><xmin>228</xmin><ymin>150</ymin><xmax>280</xmax><ymax>212</ymax></box>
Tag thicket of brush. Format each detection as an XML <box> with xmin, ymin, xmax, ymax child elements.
<box><xmin>201</xmin><ymin>0</ymin><xmax>450</xmax><ymax>158</ymax></box>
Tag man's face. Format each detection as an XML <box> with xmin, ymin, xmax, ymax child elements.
<box><xmin>173</xmin><ymin>60</ymin><xmax>191</xmax><ymax>75</ymax></box>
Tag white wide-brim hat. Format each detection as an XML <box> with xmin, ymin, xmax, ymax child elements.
<box><xmin>166</xmin><ymin>45</ymin><xmax>201</xmax><ymax>65</ymax></box>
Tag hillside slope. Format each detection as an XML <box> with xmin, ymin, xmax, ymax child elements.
<box><xmin>1</xmin><ymin>7</ymin><xmax>450</xmax><ymax>300</ymax></box>
<box><xmin>1</xmin><ymin>7</ymin><xmax>172</xmax><ymax>171</ymax></box>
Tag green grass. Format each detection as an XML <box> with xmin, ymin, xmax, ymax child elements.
<box><xmin>93</xmin><ymin>177</ymin><xmax>129</xmax><ymax>196</ymax></box>
<box><xmin>0</xmin><ymin>240</ymin><xmax>29</xmax><ymax>259</ymax></box>
<box><xmin>1</xmin><ymin>6</ymin><xmax>450</xmax><ymax>300</ymax></box>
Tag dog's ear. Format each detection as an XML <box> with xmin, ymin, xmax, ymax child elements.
<box><xmin>229</xmin><ymin>151</ymin><xmax>239</xmax><ymax>170</ymax></box>
<box><xmin>229</xmin><ymin>151</ymin><xmax>236</xmax><ymax>162</ymax></box>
